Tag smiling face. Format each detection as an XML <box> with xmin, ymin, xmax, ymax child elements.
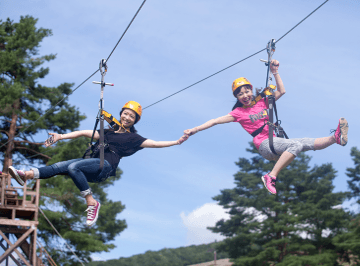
<box><xmin>120</xmin><ymin>108</ymin><xmax>137</xmax><ymax>128</ymax></box>
<box><xmin>236</xmin><ymin>85</ymin><xmax>253</xmax><ymax>106</ymax></box>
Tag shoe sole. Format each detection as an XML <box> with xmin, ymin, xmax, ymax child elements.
<box><xmin>261</xmin><ymin>176</ymin><xmax>276</xmax><ymax>195</ymax></box>
<box><xmin>8</xmin><ymin>166</ymin><xmax>25</xmax><ymax>186</ymax></box>
<box><xmin>340</xmin><ymin>117</ymin><xmax>348</xmax><ymax>146</ymax></box>
<box><xmin>86</xmin><ymin>202</ymin><xmax>101</xmax><ymax>227</ymax></box>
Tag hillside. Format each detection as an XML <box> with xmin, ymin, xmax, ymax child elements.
<box><xmin>87</xmin><ymin>242</ymin><xmax>230</xmax><ymax>266</ymax></box>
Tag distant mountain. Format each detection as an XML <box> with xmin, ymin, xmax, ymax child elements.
<box><xmin>87</xmin><ymin>241</ymin><xmax>230</xmax><ymax>266</ymax></box>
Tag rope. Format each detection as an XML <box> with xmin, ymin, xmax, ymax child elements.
<box><xmin>276</xmin><ymin>0</ymin><xmax>329</xmax><ymax>43</ymax></box>
<box><xmin>0</xmin><ymin>0</ymin><xmax>148</xmax><ymax>152</ymax></box>
<box><xmin>39</xmin><ymin>208</ymin><xmax>85</xmax><ymax>266</ymax></box>
<box><xmin>143</xmin><ymin>48</ymin><xmax>266</xmax><ymax>110</ymax></box>
<box><xmin>143</xmin><ymin>0</ymin><xmax>329</xmax><ymax>109</ymax></box>
<box><xmin>37</xmin><ymin>240</ymin><xmax>58</xmax><ymax>266</ymax></box>
<box><xmin>19</xmin><ymin>0</ymin><xmax>329</xmax><ymax>158</ymax></box>
<box><xmin>106</xmin><ymin>0</ymin><xmax>147</xmax><ymax>62</ymax></box>
<box><xmin>0</xmin><ymin>69</ymin><xmax>99</xmax><ymax>151</ymax></box>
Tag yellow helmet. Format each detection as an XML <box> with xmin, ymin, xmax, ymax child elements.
<box><xmin>122</xmin><ymin>101</ymin><xmax>142</xmax><ymax>122</ymax></box>
<box><xmin>232</xmin><ymin>77</ymin><xmax>253</xmax><ymax>94</ymax></box>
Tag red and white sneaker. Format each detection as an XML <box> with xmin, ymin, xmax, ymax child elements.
<box><xmin>8</xmin><ymin>166</ymin><xmax>26</xmax><ymax>186</ymax></box>
<box><xmin>333</xmin><ymin>117</ymin><xmax>348</xmax><ymax>146</ymax></box>
<box><xmin>85</xmin><ymin>201</ymin><xmax>101</xmax><ymax>227</ymax></box>
<box><xmin>261</xmin><ymin>173</ymin><xmax>277</xmax><ymax>195</ymax></box>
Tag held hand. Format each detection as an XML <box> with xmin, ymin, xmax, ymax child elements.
<box><xmin>44</xmin><ymin>133</ymin><xmax>61</xmax><ymax>147</ymax></box>
<box><xmin>177</xmin><ymin>134</ymin><xmax>189</xmax><ymax>145</ymax></box>
<box><xmin>184</xmin><ymin>127</ymin><xmax>199</xmax><ymax>136</ymax></box>
<box><xmin>270</xmin><ymin>59</ymin><xmax>279</xmax><ymax>74</ymax></box>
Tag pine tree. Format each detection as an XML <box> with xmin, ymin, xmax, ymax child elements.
<box><xmin>37</xmin><ymin>137</ymin><xmax>127</xmax><ymax>265</ymax></box>
<box><xmin>0</xmin><ymin>16</ymin><xmax>127</xmax><ymax>265</ymax></box>
<box><xmin>332</xmin><ymin>146</ymin><xmax>360</xmax><ymax>264</ymax></box>
<box><xmin>0</xmin><ymin>16</ymin><xmax>83</xmax><ymax>171</ymax></box>
<box><xmin>209</xmin><ymin>143</ymin><xmax>349</xmax><ymax>266</ymax></box>
<box><xmin>346</xmin><ymin>147</ymin><xmax>360</xmax><ymax>205</ymax></box>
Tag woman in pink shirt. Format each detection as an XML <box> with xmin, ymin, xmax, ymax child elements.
<box><xmin>184</xmin><ymin>60</ymin><xmax>349</xmax><ymax>195</ymax></box>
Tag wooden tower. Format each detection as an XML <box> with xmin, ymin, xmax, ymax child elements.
<box><xmin>0</xmin><ymin>173</ymin><xmax>44</xmax><ymax>265</ymax></box>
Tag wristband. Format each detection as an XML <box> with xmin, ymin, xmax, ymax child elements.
<box><xmin>272</xmin><ymin>72</ymin><xmax>279</xmax><ymax>75</ymax></box>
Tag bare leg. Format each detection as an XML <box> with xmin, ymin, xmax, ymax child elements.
<box><xmin>269</xmin><ymin>151</ymin><xmax>296</xmax><ymax>177</ymax></box>
<box><xmin>269</xmin><ymin>136</ymin><xmax>335</xmax><ymax>177</ymax></box>
<box><xmin>85</xmin><ymin>194</ymin><xmax>97</xmax><ymax>206</ymax></box>
<box><xmin>314</xmin><ymin>136</ymin><xmax>335</xmax><ymax>150</ymax></box>
<box><xmin>24</xmin><ymin>170</ymin><xmax>34</xmax><ymax>180</ymax></box>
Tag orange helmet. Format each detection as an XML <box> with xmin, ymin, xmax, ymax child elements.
<box><xmin>122</xmin><ymin>101</ymin><xmax>142</xmax><ymax>122</ymax></box>
<box><xmin>232</xmin><ymin>77</ymin><xmax>253</xmax><ymax>95</ymax></box>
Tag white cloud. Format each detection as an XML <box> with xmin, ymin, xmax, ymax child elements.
<box><xmin>90</xmin><ymin>255</ymin><xmax>106</xmax><ymax>262</ymax></box>
<box><xmin>180</xmin><ymin>203</ymin><xmax>230</xmax><ymax>245</ymax></box>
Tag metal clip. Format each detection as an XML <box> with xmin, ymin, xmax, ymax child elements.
<box><xmin>99</xmin><ymin>59</ymin><xmax>107</xmax><ymax>75</ymax></box>
<box><xmin>267</xmin><ymin>39</ymin><xmax>276</xmax><ymax>56</ymax></box>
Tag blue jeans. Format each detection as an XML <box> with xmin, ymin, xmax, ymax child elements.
<box><xmin>32</xmin><ymin>158</ymin><xmax>112</xmax><ymax>197</ymax></box>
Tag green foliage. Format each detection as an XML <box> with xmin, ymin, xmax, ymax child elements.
<box><xmin>346</xmin><ymin>147</ymin><xmax>360</xmax><ymax>205</ymax></box>
<box><xmin>333</xmin><ymin>147</ymin><xmax>360</xmax><ymax>264</ymax></box>
<box><xmin>0</xmin><ymin>16</ymin><xmax>127</xmax><ymax>265</ymax></box>
<box><xmin>0</xmin><ymin>15</ymin><xmax>85</xmax><ymax>167</ymax></box>
<box><xmin>37</xmin><ymin>137</ymin><xmax>127</xmax><ymax>265</ymax></box>
<box><xmin>87</xmin><ymin>241</ymin><xmax>228</xmax><ymax>266</ymax></box>
<box><xmin>209</xmin><ymin>143</ymin><xmax>349</xmax><ymax>266</ymax></box>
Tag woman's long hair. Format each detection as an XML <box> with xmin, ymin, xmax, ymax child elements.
<box><xmin>232</xmin><ymin>87</ymin><xmax>262</xmax><ymax>110</ymax></box>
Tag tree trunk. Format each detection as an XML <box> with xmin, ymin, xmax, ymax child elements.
<box><xmin>2</xmin><ymin>102</ymin><xmax>19</xmax><ymax>186</ymax></box>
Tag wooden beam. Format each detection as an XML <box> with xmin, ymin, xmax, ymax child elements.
<box><xmin>1</xmin><ymin>175</ymin><xmax>5</xmax><ymax>206</ymax></box>
<box><xmin>0</xmin><ymin>219</ymin><xmax>38</xmax><ymax>226</ymax></box>
<box><xmin>0</xmin><ymin>229</ymin><xmax>33</xmax><ymax>266</ymax></box>
<box><xmin>31</xmin><ymin>227</ymin><xmax>38</xmax><ymax>265</ymax></box>
<box><xmin>0</xmin><ymin>241</ymin><xmax>21</xmax><ymax>266</ymax></box>
<box><xmin>0</xmin><ymin>226</ymin><xmax>29</xmax><ymax>234</ymax></box>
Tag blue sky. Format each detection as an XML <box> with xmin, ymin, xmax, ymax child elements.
<box><xmin>1</xmin><ymin>0</ymin><xmax>360</xmax><ymax>262</ymax></box>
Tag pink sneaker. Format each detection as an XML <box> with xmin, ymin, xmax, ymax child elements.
<box><xmin>85</xmin><ymin>201</ymin><xmax>101</xmax><ymax>227</ymax></box>
<box><xmin>261</xmin><ymin>174</ymin><xmax>277</xmax><ymax>195</ymax></box>
<box><xmin>8</xmin><ymin>166</ymin><xmax>26</xmax><ymax>186</ymax></box>
<box><xmin>333</xmin><ymin>117</ymin><xmax>348</xmax><ymax>146</ymax></box>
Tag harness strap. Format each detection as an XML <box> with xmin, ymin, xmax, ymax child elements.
<box><xmin>251</xmin><ymin>124</ymin><xmax>266</xmax><ymax>138</ymax></box>
<box><xmin>102</xmin><ymin>110</ymin><xmax>130</xmax><ymax>133</ymax></box>
<box><xmin>242</xmin><ymin>86</ymin><xmax>274</xmax><ymax>109</ymax></box>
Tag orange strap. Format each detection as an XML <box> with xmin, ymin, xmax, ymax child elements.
<box><xmin>101</xmin><ymin>110</ymin><xmax>130</xmax><ymax>133</ymax></box>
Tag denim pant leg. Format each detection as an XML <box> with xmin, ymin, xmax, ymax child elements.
<box><xmin>32</xmin><ymin>158</ymin><xmax>112</xmax><ymax>197</ymax></box>
<box><xmin>33</xmin><ymin>158</ymin><xmax>83</xmax><ymax>179</ymax></box>
<box><xmin>67</xmin><ymin>158</ymin><xmax>112</xmax><ymax>197</ymax></box>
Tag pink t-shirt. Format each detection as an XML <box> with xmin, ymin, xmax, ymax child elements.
<box><xmin>229</xmin><ymin>98</ymin><xmax>275</xmax><ymax>149</ymax></box>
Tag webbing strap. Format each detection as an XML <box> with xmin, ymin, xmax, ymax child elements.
<box><xmin>102</xmin><ymin>110</ymin><xmax>130</xmax><ymax>132</ymax></box>
<box><xmin>99</xmin><ymin>114</ymin><xmax>104</xmax><ymax>170</ymax></box>
<box><xmin>251</xmin><ymin>124</ymin><xmax>266</xmax><ymax>138</ymax></box>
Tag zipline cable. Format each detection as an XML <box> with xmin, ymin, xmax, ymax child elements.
<box><xmin>19</xmin><ymin>0</ymin><xmax>328</xmax><ymax>160</ymax></box>
<box><xmin>0</xmin><ymin>0</ymin><xmax>147</xmax><ymax>152</ymax></box>
<box><xmin>143</xmin><ymin>0</ymin><xmax>329</xmax><ymax>110</ymax></box>
<box><xmin>276</xmin><ymin>0</ymin><xmax>329</xmax><ymax>43</ymax></box>
<box><xmin>39</xmin><ymin>208</ymin><xmax>85</xmax><ymax>266</ymax></box>
<box><xmin>0</xmin><ymin>69</ymin><xmax>99</xmax><ymax>151</ymax></box>
<box><xmin>143</xmin><ymin>48</ymin><xmax>266</xmax><ymax>110</ymax></box>
<box><xmin>106</xmin><ymin>0</ymin><xmax>147</xmax><ymax>62</ymax></box>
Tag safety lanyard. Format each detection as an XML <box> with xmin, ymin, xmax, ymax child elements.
<box><xmin>261</xmin><ymin>39</ymin><xmax>283</xmax><ymax>156</ymax></box>
<box><xmin>90</xmin><ymin>59</ymin><xmax>114</xmax><ymax>169</ymax></box>
<box><xmin>101</xmin><ymin>110</ymin><xmax>130</xmax><ymax>133</ymax></box>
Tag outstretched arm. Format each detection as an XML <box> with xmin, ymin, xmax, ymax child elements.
<box><xmin>140</xmin><ymin>134</ymin><xmax>189</xmax><ymax>148</ymax></box>
<box><xmin>270</xmin><ymin>59</ymin><xmax>286</xmax><ymax>101</ymax></box>
<box><xmin>44</xmin><ymin>130</ymin><xmax>100</xmax><ymax>147</ymax></box>
<box><xmin>184</xmin><ymin>114</ymin><xmax>235</xmax><ymax>136</ymax></box>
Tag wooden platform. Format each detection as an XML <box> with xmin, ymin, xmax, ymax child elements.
<box><xmin>0</xmin><ymin>173</ymin><xmax>43</xmax><ymax>265</ymax></box>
